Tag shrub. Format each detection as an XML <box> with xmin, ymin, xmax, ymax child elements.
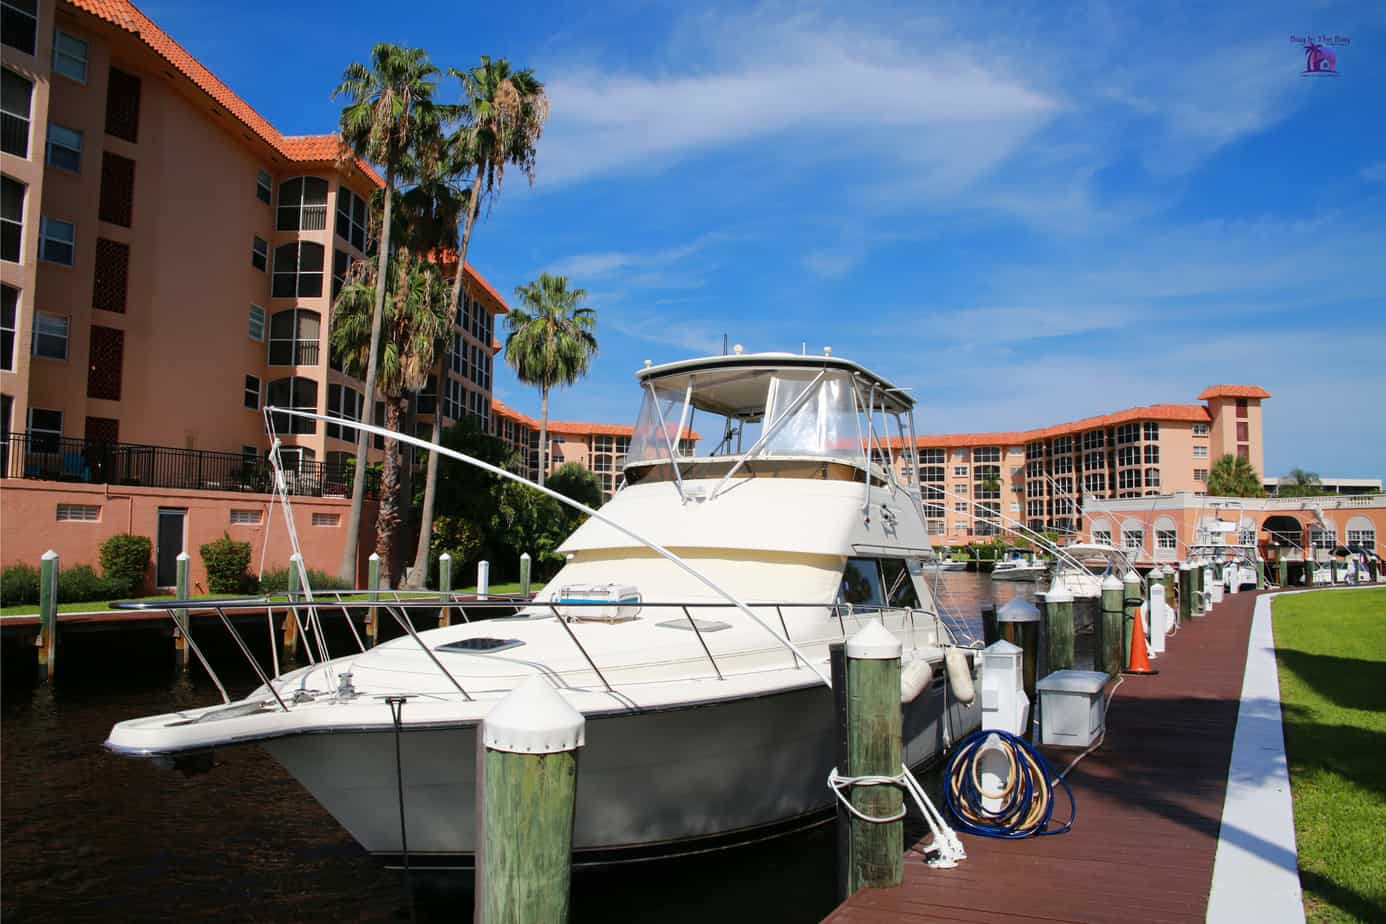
<box><xmin>99</xmin><ymin>533</ymin><xmax>152</xmax><ymax>596</ymax></box>
<box><xmin>1</xmin><ymin>563</ymin><xmax>41</xmax><ymax>607</ymax></box>
<box><xmin>257</xmin><ymin>566</ymin><xmax>353</xmax><ymax>595</ymax></box>
<box><xmin>57</xmin><ymin>564</ymin><xmax>123</xmax><ymax>603</ymax></box>
<box><xmin>199</xmin><ymin>533</ymin><xmax>252</xmax><ymax>594</ymax></box>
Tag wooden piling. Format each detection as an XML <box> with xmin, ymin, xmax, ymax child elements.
<box><xmin>844</xmin><ymin>620</ymin><xmax>904</xmax><ymax>894</ymax></box>
<box><xmin>980</xmin><ymin>603</ymin><xmax>999</xmax><ymax>647</ymax></box>
<box><xmin>366</xmin><ymin>553</ymin><xmax>380</xmax><ymax>647</ymax></box>
<box><xmin>997</xmin><ymin>597</ymin><xmax>1040</xmax><ymax>708</ymax></box>
<box><xmin>1305</xmin><ymin>557</ymin><xmax>1315</xmax><ymax>588</ymax></box>
<box><xmin>519</xmin><ymin>552</ymin><xmax>532</xmax><ymax>598</ymax></box>
<box><xmin>1122</xmin><ymin>570</ymin><xmax>1142</xmax><ymax>669</ymax></box>
<box><xmin>1097</xmin><ymin>574</ymin><xmax>1124</xmax><ymax>676</ymax></box>
<box><xmin>477</xmin><ymin>675</ymin><xmax>585</xmax><ymax>924</ymax></box>
<box><xmin>1277</xmin><ymin>557</ymin><xmax>1288</xmax><ymax>588</ymax></box>
<box><xmin>174</xmin><ymin>552</ymin><xmax>191</xmax><ymax>671</ymax></box>
<box><xmin>1178</xmin><ymin>563</ymin><xmax>1193</xmax><ymax>625</ymax></box>
<box><xmin>282</xmin><ymin>554</ymin><xmax>301</xmax><ymax>660</ymax></box>
<box><xmin>438</xmin><ymin>552</ymin><xmax>452</xmax><ymax>628</ymax></box>
<box><xmin>1042</xmin><ymin>583</ymin><xmax>1074</xmax><ymax>674</ymax></box>
<box><xmin>37</xmin><ymin>550</ymin><xmax>58</xmax><ymax>682</ymax></box>
<box><xmin>1162</xmin><ymin>568</ymin><xmax>1176</xmax><ymax>617</ymax></box>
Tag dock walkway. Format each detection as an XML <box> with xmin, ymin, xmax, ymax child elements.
<box><xmin>827</xmin><ymin>588</ymin><xmax>1266</xmax><ymax>923</ymax></box>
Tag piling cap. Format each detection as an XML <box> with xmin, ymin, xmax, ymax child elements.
<box><xmin>846</xmin><ymin>618</ymin><xmax>902</xmax><ymax>660</ymax></box>
<box><xmin>1122</xmin><ymin>569</ymin><xmax>1140</xmax><ymax>585</ymax></box>
<box><xmin>1043</xmin><ymin>577</ymin><xmax>1074</xmax><ymax>603</ymax></box>
<box><xmin>1101</xmin><ymin>574</ymin><xmax>1123</xmax><ymax>592</ymax></box>
<box><xmin>482</xmin><ymin>674</ymin><xmax>586</xmax><ymax>754</ymax></box>
<box><xmin>1179</xmin><ymin>561</ymin><xmax>1191</xmax><ymax>571</ymax></box>
<box><xmin>997</xmin><ymin>596</ymin><xmax>1040</xmax><ymax>623</ymax></box>
<box><xmin>983</xmin><ymin>639</ymin><xmax>1023</xmax><ymax>656</ymax></box>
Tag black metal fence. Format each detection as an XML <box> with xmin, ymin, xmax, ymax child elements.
<box><xmin>1</xmin><ymin>432</ymin><xmax>379</xmax><ymax>498</ymax></box>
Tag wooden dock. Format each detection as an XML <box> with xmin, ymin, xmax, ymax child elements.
<box><xmin>826</xmin><ymin>588</ymin><xmax>1262</xmax><ymax>924</ymax></box>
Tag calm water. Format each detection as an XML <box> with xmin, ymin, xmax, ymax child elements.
<box><xmin>0</xmin><ymin>572</ymin><xmax>1035</xmax><ymax>923</ymax></box>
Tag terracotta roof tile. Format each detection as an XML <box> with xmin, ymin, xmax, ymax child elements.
<box><xmin>886</xmin><ymin>403</ymin><xmax>1214</xmax><ymax>450</ymax></box>
<box><xmin>491</xmin><ymin>399</ymin><xmax>698</xmax><ymax>441</ymax></box>
<box><xmin>68</xmin><ymin>0</ymin><xmax>382</xmax><ymax>185</ymax></box>
<box><xmin>1197</xmin><ymin>384</ymin><xmax>1271</xmax><ymax>400</ymax></box>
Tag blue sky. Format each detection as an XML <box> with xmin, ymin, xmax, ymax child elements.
<box><xmin>148</xmin><ymin>0</ymin><xmax>1385</xmax><ymax>480</ymax></box>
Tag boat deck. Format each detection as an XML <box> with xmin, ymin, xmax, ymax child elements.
<box><xmin>825</xmin><ymin>588</ymin><xmax>1264</xmax><ymax>923</ymax></box>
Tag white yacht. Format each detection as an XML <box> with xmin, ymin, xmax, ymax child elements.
<box><xmin>1049</xmin><ymin>543</ymin><xmax>1139</xmax><ymax>597</ymax></box>
<box><xmin>105</xmin><ymin>352</ymin><xmax>982</xmax><ymax>866</ymax></box>
<box><xmin>990</xmin><ymin>549</ymin><xmax>1047</xmax><ymax>582</ymax></box>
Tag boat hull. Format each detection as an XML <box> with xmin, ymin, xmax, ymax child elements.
<box><xmin>263</xmin><ymin>677</ymin><xmax>979</xmax><ymax>864</ymax></box>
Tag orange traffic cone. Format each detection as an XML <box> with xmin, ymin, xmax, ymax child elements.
<box><xmin>1123</xmin><ymin>610</ymin><xmax>1158</xmax><ymax>676</ymax></box>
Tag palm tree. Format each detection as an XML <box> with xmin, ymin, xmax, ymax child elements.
<box><xmin>332</xmin><ymin>43</ymin><xmax>446</xmax><ymax>583</ymax></box>
<box><xmin>1277</xmin><ymin>467</ymin><xmax>1324</xmax><ymax>497</ymax></box>
<box><xmin>406</xmin><ymin>57</ymin><xmax>548</xmax><ymax>588</ymax></box>
<box><xmin>332</xmin><ymin>250</ymin><xmax>452</xmax><ymax>583</ymax></box>
<box><xmin>1206</xmin><ymin>454</ymin><xmax>1263</xmax><ymax>497</ymax></box>
<box><xmin>504</xmin><ymin>274</ymin><xmax>598</xmax><ymax>481</ymax></box>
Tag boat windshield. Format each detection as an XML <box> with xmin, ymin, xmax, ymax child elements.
<box><xmin>628</xmin><ymin>368</ymin><xmax>869</xmax><ymax>467</ymax></box>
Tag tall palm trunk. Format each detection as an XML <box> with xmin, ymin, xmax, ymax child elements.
<box><xmin>340</xmin><ymin>174</ymin><xmax>395</xmax><ymax>584</ymax></box>
<box><xmin>405</xmin><ymin>173</ymin><xmax>484</xmax><ymax>588</ymax></box>
<box><xmin>375</xmin><ymin>396</ymin><xmax>406</xmax><ymax>584</ymax></box>
<box><xmin>539</xmin><ymin>383</ymin><xmax>549</xmax><ymax>482</ymax></box>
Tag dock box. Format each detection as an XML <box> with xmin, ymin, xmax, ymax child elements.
<box><xmin>1036</xmin><ymin>669</ymin><xmax>1110</xmax><ymax>747</ymax></box>
<box><xmin>555</xmin><ymin>584</ymin><xmax>642</xmax><ymax>623</ymax></box>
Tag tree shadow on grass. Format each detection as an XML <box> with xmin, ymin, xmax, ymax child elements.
<box><xmin>1298</xmin><ymin>867</ymin><xmax>1386</xmax><ymax>923</ymax></box>
<box><xmin>1276</xmin><ymin>648</ymin><xmax>1386</xmax><ymax>714</ymax></box>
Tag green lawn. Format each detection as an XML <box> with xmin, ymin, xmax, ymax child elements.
<box><xmin>1273</xmin><ymin>588</ymin><xmax>1386</xmax><ymax>923</ymax></box>
<box><xmin>0</xmin><ymin>583</ymin><xmax>545</xmax><ymax>617</ymax></box>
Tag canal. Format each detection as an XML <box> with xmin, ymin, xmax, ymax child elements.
<box><xmin>0</xmin><ymin>572</ymin><xmax>1039</xmax><ymax>922</ymax></box>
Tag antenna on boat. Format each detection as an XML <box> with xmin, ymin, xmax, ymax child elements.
<box><xmin>722</xmin><ymin>333</ymin><xmax>728</xmax><ymax>356</ymax></box>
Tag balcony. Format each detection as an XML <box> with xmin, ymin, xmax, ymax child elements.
<box><xmin>268</xmin><ymin>340</ymin><xmax>320</xmax><ymax>366</ymax></box>
<box><xmin>2</xmin><ymin>432</ymin><xmax>379</xmax><ymax>498</ymax></box>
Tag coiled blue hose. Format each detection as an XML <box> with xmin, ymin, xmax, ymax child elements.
<box><xmin>943</xmin><ymin>729</ymin><xmax>1075</xmax><ymax>838</ymax></box>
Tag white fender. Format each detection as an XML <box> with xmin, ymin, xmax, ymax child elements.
<box><xmin>945</xmin><ymin>647</ymin><xmax>975</xmax><ymax>705</ymax></box>
<box><xmin>901</xmin><ymin>659</ymin><xmax>934</xmax><ymax>703</ymax></box>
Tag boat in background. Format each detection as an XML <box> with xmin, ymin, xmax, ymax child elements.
<box><xmin>1049</xmin><ymin>543</ymin><xmax>1139</xmax><ymax>598</ymax></box>
<box><xmin>990</xmin><ymin>548</ymin><xmax>1047</xmax><ymax>582</ymax></box>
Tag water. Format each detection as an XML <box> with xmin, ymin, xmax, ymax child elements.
<box><xmin>0</xmin><ymin>572</ymin><xmax>1028</xmax><ymax>922</ymax></box>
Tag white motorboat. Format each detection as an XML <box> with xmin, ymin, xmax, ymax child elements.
<box><xmin>1049</xmin><ymin>543</ymin><xmax>1139</xmax><ymax>598</ymax></box>
<box><xmin>922</xmin><ymin>557</ymin><xmax>967</xmax><ymax>572</ymax></box>
<box><xmin>990</xmin><ymin>549</ymin><xmax>1047</xmax><ymax>582</ymax></box>
<box><xmin>105</xmin><ymin>352</ymin><xmax>982</xmax><ymax>866</ymax></box>
<box><xmin>1188</xmin><ymin>543</ymin><xmax>1262</xmax><ymax>592</ymax></box>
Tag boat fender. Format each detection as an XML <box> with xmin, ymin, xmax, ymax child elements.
<box><xmin>945</xmin><ymin>647</ymin><xmax>976</xmax><ymax>705</ymax></box>
<box><xmin>901</xmin><ymin>659</ymin><xmax>934</xmax><ymax>703</ymax></box>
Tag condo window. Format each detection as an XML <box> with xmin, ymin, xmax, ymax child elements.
<box><xmin>1</xmin><ymin>68</ymin><xmax>32</xmax><ymax>158</ymax></box>
<box><xmin>1192</xmin><ymin>423</ymin><xmax>1209</xmax><ymax>437</ymax></box>
<box><xmin>272</xmin><ymin>242</ymin><xmax>324</xmax><ymax>298</ymax></box>
<box><xmin>1236</xmin><ymin>421</ymin><xmax>1248</xmax><ymax>442</ymax></box>
<box><xmin>1081</xmin><ymin>430</ymin><xmax>1105</xmax><ymax>451</ymax></box>
<box><xmin>104</xmin><ymin>67</ymin><xmax>141</xmax><ymax>142</ymax></box>
<box><xmin>28</xmin><ymin>407</ymin><xmax>61</xmax><ymax>449</ymax></box>
<box><xmin>331</xmin><ymin>248</ymin><xmax>354</xmax><ymax>300</ymax></box>
<box><xmin>1193</xmin><ymin>468</ymin><xmax>1207</xmax><ymax>482</ymax></box>
<box><xmin>0</xmin><ymin>284</ymin><xmax>14</xmax><ymax>370</ymax></box>
<box><xmin>443</xmin><ymin>377</ymin><xmax>464</xmax><ymax>421</ymax></box>
<box><xmin>1084</xmin><ymin>473</ymin><xmax>1106</xmax><ymax>493</ymax></box>
<box><xmin>1122</xmin><ymin>528</ymin><xmax>1144</xmax><ymax>551</ymax></box>
<box><xmin>268</xmin><ymin>308</ymin><xmax>321</xmax><ymax>365</ymax></box>
<box><xmin>918</xmin><ymin>448</ymin><xmax>944</xmax><ymax>465</ymax></box>
<box><xmin>1145</xmin><ymin>468</ymin><xmax>1160</xmax><ymax>488</ymax></box>
<box><xmin>33</xmin><ymin>311</ymin><xmax>67</xmax><ymax>359</ymax></box>
<box><xmin>954</xmin><ymin>501</ymin><xmax>966</xmax><ymax>513</ymax></box>
<box><xmin>86</xmin><ymin>325</ymin><xmax>123</xmax><ymax>399</ymax></box>
<box><xmin>98</xmin><ymin>152</ymin><xmax>136</xmax><ymax>226</ymax></box>
<box><xmin>256</xmin><ymin>169</ymin><xmax>272</xmax><ymax>204</ymax></box>
<box><xmin>1051</xmin><ymin>455</ymin><xmax>1073</xmax><ymax>475</ymax></box>
<box><xmin>53</xmin><ymin>31</ymin><xmax>88</xmax><ymax>82</ymax></box>
<box><xmin>229</xmin><ymin>509</ymin><xmax>261</xmax><ymax>526</ymax></box>
<box><xmin>243</xmin><ymin>374</ymin><xmax>260</xmax><ymax>410</ymax></box>
<box><xmin>2</xmin><ymin>175</ymin><xmax>24</xmax><ymax>262</ymax></box>
<box><xmin>1235</xmin><ymin>398</ymin><xmax>1248</xmax><ymax>419</ymax></box>
<box><xmin>336</xmin><ymin>188</ymin><xmax>370</xmax><ymax>252</ymax></box>
<box><xmin>1118</xmin><ymin>468</ymin><xmax>1140</xmax><ymax>490</ymax></box>
<box><xmin>252</xmin><ymin>236</ymin><xmax>268</xmax><ymax>271</ymax></box>
<box><xmin>920</xmin><ymin>465</ymin><xmax>944</xmax><ymax>482</ymax></box>
<box><xmin>39</xmin><ymin>216</ymin><xmax>74</xmax><ymax>264</ymax></box>
<box><xmin>1116</xmin><ymin>423</ymin><xmax>1139</xmax><ymax>444</ymax></box>
<box><xmin>1143</xmin><ymin>444</ymin><xmax>1159</xmax><ymax>464</ymax></box>
<box><xmin>1143</xmin><ymin>421</ymin><xmax>1159</xmax><ymax>441</ymax></box>
<box><xmin>1347</xmin><ymin>528</ymin><xmax>1376</xmax><ymax>551</ymax></box>
<box><xmin>265</xmin><ymin>377</ymin><xmax>317</xmax><ymax>434</ymax></box>
<box><xmin>953</xmin><ymin>483</ymin><xmax>967</xmax><ymax>496</ymax></box>
<box><xmin>1051</xmin><ymin>436</ymin><xmax>1072</xmax><ymax>455</ymax></box>
<box><xmin>326</xmin><ymin>383</ymin><xmax>363</xmax><ymax>441</ymax></box>
<box><xmin>1</xmin><ymin>0</ymin><xmax>37</xmax><ymax>55</ymax></box>
<box><xmin>1092</xmin><ymin>529</ymin><xmax>1112</xmax><ymax>545</ymax></box>
<box><xmin>276</xmin><ymin>177</ymin><xmax>328</xmax><ymax>232</ymax></box>
<box><xmin>1157</xmin><ymin>529</ymin><xmax>1177</xmax><ymax>551</ymax></box>
<box><xmin>952</xmin><ymin>465</ymin><xmax>967</xmax><ymax>477</ymax></box>
<box><xmin>1116</xmin><ymin>445</ymin><xmax>1139</xmax><ymax>467</ymax></box>
<box><xmin>972</xmin><ymin>446</ymin><xmax>1000</xmax><ymax>463</ymax></box>
<box><xmin>1309</xmin><ymin>528</ymin><xmax>1336</xmax><ymax>551</ymax></box>
<box><xmin>1193</xmin><ymin>445</ymin><xmax>1208</xmax><ymax>459</ymax></box>
<box><xmin>248</xmin><ymin>304</ymin><xmax>265</xmax><ymax>341</ymax></box>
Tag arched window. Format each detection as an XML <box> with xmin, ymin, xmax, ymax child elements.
<box><xmin>1345</xmin><ymin>515</ymin><xmax>1376</xmax><ymax>553</ymax></box>
<box><xmin>277</xmin><ymin>177</ymin><xmax>328</xmax><ymax>231</ymax></box>
<box><xmin>273</xmin><ymin>242</ymin><xmax>324</xmax><ymax>298</ymax></box>
<box><xmin>266</xmin><ymin>377</ymin><xmax>317</xmax><ymax>434</ymax></box>
<box><xmin>326</xmin><ymin>383</ymin><xmax>363</xmax><ymax>441</ymax></box>
<box><xmin>1154</xmin><ymin>515</ymin><xmax>1178</xmax><ymax>558</ymax></box>
<box><xmin>1121</xmin><ymin>517</ymin><xmax>1145</xmax><ymax>553</ymax></box>
<box><xmin>1090</xmin><ymin>517</ymin><xmax>1112</xmax><ymax>546</ymax></box>
<box><xmin>268</xmin><ymin>308</ymin><xmax>320</xmax><ymax>365</ymax></box>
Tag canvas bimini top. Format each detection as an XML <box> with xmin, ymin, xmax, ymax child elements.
<box><xmin>635</xmin><ymin>352</ymin><xmax>915</xmax><ymax>420</ymax></box>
